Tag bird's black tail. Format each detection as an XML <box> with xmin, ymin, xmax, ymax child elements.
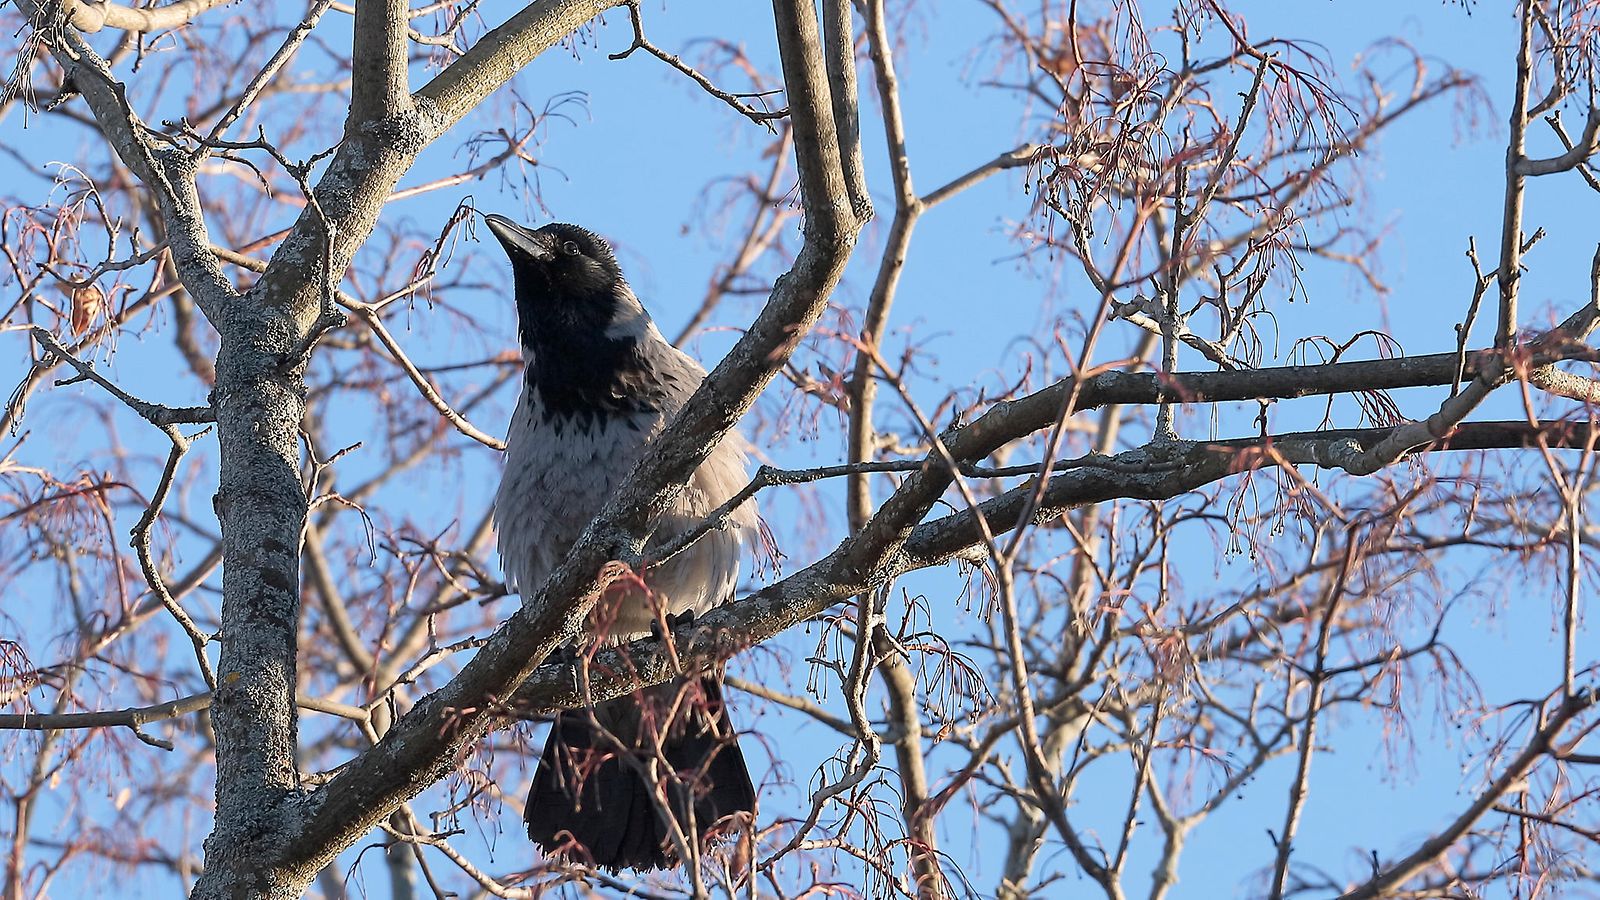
<box><xmin>525</xmin><ymin>676</ymin><xmax>755</xmax><ymax>871</ymax></box>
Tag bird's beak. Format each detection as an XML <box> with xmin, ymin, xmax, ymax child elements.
<box><xmin>484</xmin><ymin>214</ymin><xmax>555</xmax><ymax>262</ymax></box>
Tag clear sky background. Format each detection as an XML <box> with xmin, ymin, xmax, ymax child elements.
<box><xmin>3</xmin><ymin>1</ymin><xmax>1598</xmax><ymax>898</ymax></box>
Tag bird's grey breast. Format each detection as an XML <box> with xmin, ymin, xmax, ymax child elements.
<box><xmin>494</xmin><ymin>380</ymin><xmax>666</xmax><ymax>601</ymax></box>
<box><xmin>494</xmin><ymin>327</ymin><xmax>760</xmax><ymax>639</ymax></box>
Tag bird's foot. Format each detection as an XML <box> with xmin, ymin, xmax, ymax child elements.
<box><xmin>650</xmin><ymin>610</ymin><xmax>696</xmax><ymax>643</ymax></box>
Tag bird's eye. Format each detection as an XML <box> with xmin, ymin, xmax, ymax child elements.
<box><xmin>561</xmin><ymin>240</ymin><xmax>580</xmax><ymax>256</ymax></box>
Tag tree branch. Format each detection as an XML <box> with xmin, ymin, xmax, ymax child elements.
<box><xmin>415</xmin><ymin>0</ymin><xmax>626</xmax><ymax>128</ymax></box>
<box><xmin>350</xmin><ymin>0</ymin><xmax>412</xmax><ymax>124</ymax></box>
<box><xmin>1517</xmin><ymin>106</ymin><xmax>1600</xmax><ymax>176</ymax></box>
<box><xmin>63</xmin><ymin>0</ymin><xmax>237</xmax><ymax>33</ymax></box>
<box><xmin>507</xmin><ymin>420</ymin><xmax>1600</xmax><ymax>721</ymax></box>
<box><xmin>1495</xmin><ymin>2</ymin><xmax>1535</xmax><ymax>347</ymax></box>
<box><xmin>608</xmin><ymin>0</ymin><xmax>787</xmax><ymax>126</ymax></box>
<box><xmin>281</xmin><ymin>0</ymin><xmax>866</xmax><ymax>874</ymax></box>
<box><xmin>1338</xmin><ymin>688</ymin><xmax>1599</xmax><ymax>899</ymax></box>
<box><xmin>0</xmin><ymin>693</ymin><xmax>211</xmax><ymax>750</ymax></box>
<box><xmin>821</xmin><ymin>0</ymin><xmax>870</xmax><ymax>217</ymax></box>
<box><xmin>25</xmin><ymin>326</ymin><xmax>213</xmax><ymax>427</ymax></box>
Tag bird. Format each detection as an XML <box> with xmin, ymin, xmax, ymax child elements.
<box><xmin>484</xmin><ymin>213</ymin><xmax>759</xmax><ymax>871</ymax></box>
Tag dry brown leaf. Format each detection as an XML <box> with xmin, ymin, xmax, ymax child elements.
<box><xmin>69</xmin><ymin>283</ymin><xmax>104</xmax><ymax>336</ymax></box>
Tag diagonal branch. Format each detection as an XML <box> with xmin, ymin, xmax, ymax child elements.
<box><xmin>350</xmin><ymin>0</ymin><xmax>412</xmax><ymax>124</ymax></box>
<box><xmin>507</xmin><ymin>420</ymin><xmax>1600</xmax><ymax>725</ymax></box>
<box><xmin>25</xmin><ymin>327</ymin><xmax>213</xmax><ymax>427</ymax></box>
<box><xmin>1338</xmin><ymin>688</ymin><xmax>1598</xmax><ymax>899</ymax></box>
<box><xmin>1546</xmin><ymin>111</ymin><xmax>1600</xmax><ymax>192</ymax></box>
<box><xmin>12</xmin><ymin>0</ymin><xmax>240</xmax><ymax>316</ymax></box>
<box><xmin>282</xmin><ymin>0</ymin><xmax>867</xmax><ymax>874</ymax></box>
<box><xmin>209</xmin><ymin>244</ymin><xmax>505</xmax><ymax>449</ymax></box>
<box><xmin>202</xmin><ymin>0</ymin><xmax>337</xmax><ymax>149</ymax></box>
<box><xmin>63</xmin><ymin>0</ymin><xmax>236</xmax><ymax>33</ymax></box>
<box><xmin>608</xmin><ymin>0</ymin><xmax>788</xmax><ymax>127</ymax></box>
<box><xmin>415</xmin><ymin>0</ymin><xmax>627</xmax><ymax>128</ymax></box>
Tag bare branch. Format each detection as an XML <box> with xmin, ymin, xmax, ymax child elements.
<box><xmin>1495</xmin><ymin>1</ymin><xmax>1535</xmax><ymax>347</ymax></box>
<box><xmin>350</xmin><ymin>0</ymin><xmax>413</xmax><ymax>124</ymax></box>
<box><xmin>0</xmin><ymin>693</ymin><xmax>210</xmax><ymax>750</ymax></box>
<box><xmin>821</xmin><ymin>0</ymin><xmax>870</xmax><ymax>217</ymax></box>
<box><xmin>209</xmin><ymin>244</ymin><xmax>506</xmax><ymax>449</ymax></box>
<box><xmin>25</xmin><ymin>326</ymin><xmax>213</xmax><ymax>427</ymax></box>
<box><xmin>62</xmin><ymin>0</ymin><xmax>237</xmax><ymax>33</ymax></box>
<box><xmin>132</xmin><ymin>428</ymin><xmax>218</xmax><ymax>691</ymax></box>
<box><xmin>201</xmin><ymin>0</ymin><xmax>338</xmax><ymax>150</ymax></box>
<box><xmin>1338</xmin><ymin>689</ymin><xmax>1599</xmax><ymax>899</ymax></box>
<box><xmin>608</xmin><ymin>1</ymin><xmax>788</xmax><ymax>127</ymax></box>
<box><xmin>416</xmin><ymin>0</ymin><xmax>627</xmax><ymax>129</ymax></box>
<box><xmin>1267</xmin><ymin>540</ymin><xmax>1356</xmax><ymax>900</ymax></box>
<box><xmin>344</xmin><ymin>303</ymin><xmax>507</xmax><ymax>451</ymax></box>
<box><xmin>1517</xmin><ymin>106</ymin><xmax>1600</xmax><ymax>176</ymax></box>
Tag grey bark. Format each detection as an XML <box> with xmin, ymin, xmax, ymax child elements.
<box><xmin>13</xmin><ymin>0</ymin><xmax>1598</xmax><ymax>897</ymax></box>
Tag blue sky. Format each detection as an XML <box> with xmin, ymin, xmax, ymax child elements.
<box><xmin>4</xmin><ymin>1</ymin><xmax>1598</xmax><ymax>898</ymax></box>
<box><xmin>383</xmin><ymin>3</ymin><xmax>1600</xmax><ymax>893</ymax></box>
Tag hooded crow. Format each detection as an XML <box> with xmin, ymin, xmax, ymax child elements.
<box><xmin>485</xmin><ymin>214</ymin><xmax>758</xmax><ymax>871</ymax></box>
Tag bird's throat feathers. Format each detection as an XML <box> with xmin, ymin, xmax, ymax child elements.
<box><xmin>516</xmin><ymin>278</ymin><xmax>667</xmax><ymax>425</ymax></box>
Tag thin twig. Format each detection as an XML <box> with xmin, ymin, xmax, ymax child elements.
<box><xmin>26</xmin><ymin>326</ymin><xmax>218</xmax><ymax>688</ymax></box>
<box><xmin>198</xmin><ymin>0</ymin><xmax>338</xmax><ymax>152</ymax></box>
<box><xmin>1338</xmin><ymin>688</ymin><xmax>1599</xmax><ymax>900</ymax></box>
<box><xmin>1546</xmin><ymin>111</ymin><xmax>1600</xmax><ymax>192</ymax></box>
<box><xmin>26</xmin><ymin>327</ymin><xmax>213</xmax><ymax>426</ymax></box>
<box><xmin>609</xmin><ymin>1</ymin><xmax>787</xmax><ymax>129</ymax></box>
<box><xmin>1267</xmin><ymin>536</ymin><xmax>1357</xmax><ymax>900</ymax></box>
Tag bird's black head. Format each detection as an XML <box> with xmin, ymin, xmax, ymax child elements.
<box><xmin>484</xmin><ymin>214</ymin><xmax>662</xmax><ymax>425</ymax></box>
<box><xmin>484</xmin><ymin>215</ymin><xmax>626</xmax><ymax>336</ymax></box>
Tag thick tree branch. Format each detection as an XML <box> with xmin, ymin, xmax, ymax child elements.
<box><xmin>415</xmin><ymin>0</ymin><xmax>625</xmax><ymax>128</ymax></box>
<box><xmin>350</xmin><ymin>0</ymin><xmax>412</xmax><ymax>124</ymax></box>
<box><xmin>771</xmin><ymin>0</ymin><xmax>856</xmax><ymax>238</ymax></box>
<box><xmin>507</xmin><ymin>420</ymin><xmax>1600</xmax><ymax>719</ymax></box>
<box><xmin>281</xmin><ymin>0</ymin><xmax>866</xmax><ymax>875</ymax></box>
<box><xmin>63</xmin><ymin>0</ymin><xmax>236</xmax><ymax>33</ymax></box>
<box><xmin>821</xmin><ymin>0</ymin><xmax>870</xmax><ymax>217</ymax></box>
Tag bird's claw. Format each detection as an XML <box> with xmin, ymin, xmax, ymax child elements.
<box><xmin>651</xmin><ymin>610</ymin><xmax>696</xmax><ymax>642</ymax></box>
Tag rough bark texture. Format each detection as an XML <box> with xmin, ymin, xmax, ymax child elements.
<box><xmin>199</xmin><ymin>327</ymin><xmax>316</xmax><ymax>897</ymax></box>
<box><xmin>6</xmin><ymin>2</ymin><xmax>1600</xmax><ymax>898</ymax></box>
